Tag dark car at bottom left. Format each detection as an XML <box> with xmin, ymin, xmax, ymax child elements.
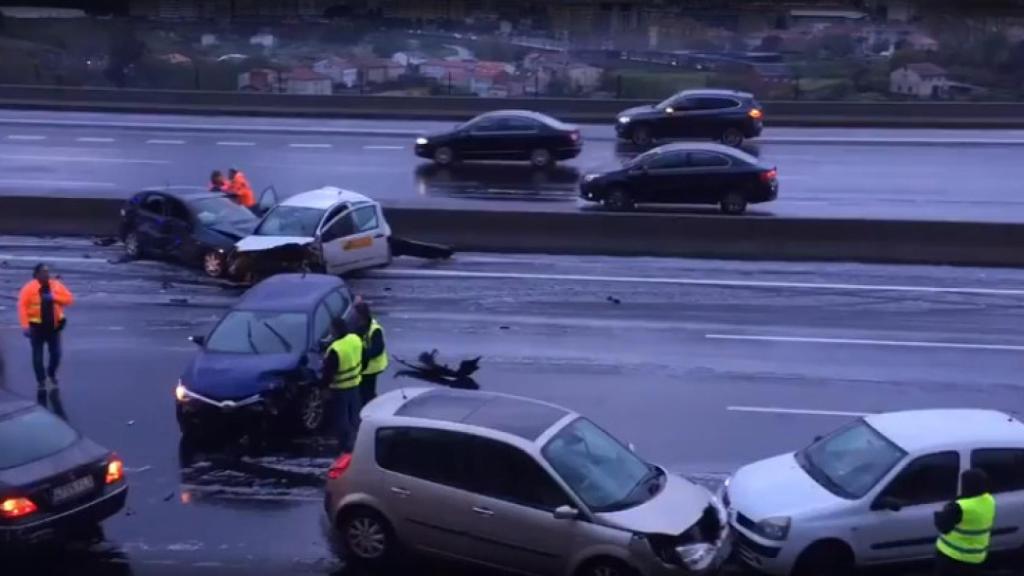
<box><xmin>119</xmin><ymin>187</ymin><xmax>260</xmax><ymax>278</ymax></box>
<box><xmin>0</xmin><ymin>389</ymin><xmax>127</xmax><ymax>547</ymax></box>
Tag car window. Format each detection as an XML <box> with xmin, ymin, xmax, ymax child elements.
<box><xmin>324</xmin><ymin>289</ymin><xmax>351</xmax><ymax>319</ymax></box>
<box><xmin>688</xmin><ymin>152</ymin><xmax>731</xmax><ymax>168</ymax></box>
<box><xmin>205</xmin><ymin>310</ymin><xmax>308</xmax><ymax>354</ymax></box>
<box><xmin>467</xmin><ymin>117</ymin><xmax>503</xmax><ymax>133</ymax></box>
<box><xmin>692</xmin><ymin>97</ymin><xmax>738</xmax><ymax>110</ymax></box>
<box><xmin>471</xmin><ymin>437</ymin><xmax>569</xmax><ymax>511</ymax></box>
<box><xmin>166</xmin><ymin>198</ymin><xmax>191</xmax><ymax>222</ymax></box>
<box><xmin>646</xmin><ymin>151</ymin><xmax>687</xmax><ymax>170</ymax></box>
<box><xmin>255</xmin><ymin>205</ymin><xmax>326</xmax><ymax>237</ymax></box>
<box><xmin>141</xmin><ymin>194</ymin><xmax>166</xmax><ymax>215</ymax></box>
<box><xmin>322</xmin><ymin>204</ymin><xmax>348</xmax><ymax>230</ymax></box>
<box><xmin>971</xmin><ymin>449</ymin><xmax>1024</xmax><ymax>494</ymax></box>
<box><xmin>881</xmin><ymin>452</ymin><xmax>960</xmax><ymax>506</ymax></box>
<box><xmin>323</xmin><ymin>211</ymin><xmax>355</xmax><ymax>240</ymax></box>
<box><xmin>352</xmin><ymin>205</ymin><xmax>379</xmax><ymax>233</ymax></box>
<box><xmin>499</xmin><ymin>117</ymin><xmax>541</xmax><ymax>132</ymax></box>
<box><xmin>542</xmin><ymin>417</ymin><xmax>652</xmax><ymax>512</ymax></box>
<box><xmin>0</xmin><ymin>407</ymin><xmax>78</xmax><ymax>469</ymax></box>
<box><xmin>797</xmin><ymin>420</ymin><xmax>907</xmax><ymax>499</ymax></box>
<box><xmin>190</xmin><ymin>197</ymin><xmax>256</xmax><ymax>227</ymax></box>
<box><xmin>312</xmin><ymin>303</ymin><xmax>332</xmax><ymax>343</ymax></box>
<box><xmin>376</xmin><ymin>427</ymin><xmax>474</xmax><ymax>490</ymax></box>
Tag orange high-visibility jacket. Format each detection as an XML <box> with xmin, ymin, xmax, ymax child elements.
<box><xmin>18</xmin><ymin>279</ymin><xmax>74</xmax><ymax>330</ymax></box>
<box><xmin>227</xmin><ymin>172</ymin><xmax>256</xmax><ymax>208</ymax></box>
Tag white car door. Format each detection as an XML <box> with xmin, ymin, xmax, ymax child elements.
<box><xmin>969</xmin><ymin>447</ymin><xmax>1024</xmax><ymax>552</ymax></box>
<box><xmin>853</xmin><ymin>451</ymin><xmax>961</xmax><ymax>565</ymax></box>
<box><xmin>318</xmin><ymin>203</ymin><xmax>390</xmax><ymax>275</ymax></box>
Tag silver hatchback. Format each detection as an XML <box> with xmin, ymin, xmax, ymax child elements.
<box><xmin>324</xmin><ymin>387</ymin><xmax>730</xmax><ymax>576</ymax></box>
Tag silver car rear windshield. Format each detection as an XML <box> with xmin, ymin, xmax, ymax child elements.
<box><xmin>796</xmin><ymin>420</ymin><xmax>907</xmax><ymax>499</ymax></box>
<box><xmin>0</xmin><ymin>408</ymin><xmax>78</xmax><ymax>469</ymax></box>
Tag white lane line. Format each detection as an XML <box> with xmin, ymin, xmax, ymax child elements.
<box><xmin>765</xmin><ymin>136</ymin><xmax>1024</xmax><ymax>145</ymax></box>
<box><xmin>125</xmin><ymin>465</ymin><xmax>152</xmax><ymax>473</ymax></box>
<box><xmin>6</xmin><ymin>134</ymin><xmax>46</xmax><ymax>140</ymax></box>
<box><xmin>706</xmin><ymin>334</ymin><xmax>1024</xmax><ymax>352</ymax></box>
<box><xmin>728</xmin><ymin>406</ymin><xmax>873</xmax><ymax>417</ymax></box>
<box><xmin>76</xmin><ymin>136</ymin><xmax>115</xmax><ymax>142</ymax></box>
<box><xmin>216</xmin><ymin>141</ymin><xmax>256</xmax><ymax>146</ymax></box>
<box><xmin>363</xmin><ymin>145</ymin><xmax>405</xmax><ymax>150</ymax></box>
<box><xmin>0</xmin><ymin>179</ymin><xmax>116</xmax><ymax>187</ymax></box>
<box><xmin>0</xmin><ymin>154</ymin><xmax>169</xmax><ymax>164</ymax></box>
<box><xmin>289</xmin><ymin>143</ymin><xmax>332</xmax><ymax>148</ymax></box>
<box><xmin>369</xmin><ymin>268</ymin><xmax>1024</xmax><ymax>297</ymax></box>
<box><xmin>146</xmin><ymin>138</ymin><xmax>186</xmax><ymax>145</ymax></box>
<box><xmin>0</xmin><ymin>254</ymin><xmax>107</xmax><ymax>263</ymax></box>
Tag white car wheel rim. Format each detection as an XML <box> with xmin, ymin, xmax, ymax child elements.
<box><xmin>203</xmin><ymin>253</ymin><xmax>222</xmax><ymax>276</ymax></box>
<box><xmin>347</xmin><ymin>517</ymin><xmax>385</xmax><ymax>558</ymax></box>
<box><xmin>126</xmin><ymin>234</ymin><xmax>139</xmax><ymax>256</ymax></box>
<box><xmin>302</xmin><ymin>390</ymin><xmax>323</xmax><ymax>429</ymax></box>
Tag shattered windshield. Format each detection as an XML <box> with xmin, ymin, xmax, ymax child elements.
<box><xmin>254</xmin><ymin>205</ymin><xmax>325</xmax><ymax>237</ymax></box>
<box><xmin>189</xmin><ymin>197</ymin><xmax>257</xmax><ymax>227</ymax></box>
<box><xmin>204</xmin><ymin>310</ymin><xmax>308</xmax><ymax>355</ymax></box>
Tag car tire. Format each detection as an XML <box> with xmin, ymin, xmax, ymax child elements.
<box><xmin>604</xmin><ymin>188</ymin><xmax>635</xmax><ymax>212</ymax></box>
<box><xmin>629</xmin><ymin>125</ymin><xmax>652</xmax><ymax>147</ymax></box>
<box><xmin>792</xmin><ymin>540</ymin><xmax>854</xmax><ymax>576</ymax></box>
<box><xmin>529</xmin><ymin>148</ymin><xmax>554</xmax><ymax>168</ymax></box>
<box><xmin>337</xmin><ymin>507</ymin><xmax>397</xmax><ymax>568</ymax></box>
<box><xmin>433</xmin><ymin>146</ymin><xmax>455</xmax><ymax>166</ymax></box>
<box><xmin>124</xmin><ymin>230</ymin><xmax>144</xmax><ymax>260</ymax></box>
<box><xmin>720</xmin><ymin>192</ymin><xmax>748</xmax><ymax>215</ymax></box>
<box><xmin>296</xmin><ymin>386</ymin><xmax>326</xmax><ymax>434</ymax></box>
<box><xmin>202</xmin><ymin>250</ymin><xmax>226</xmax><ymax>278</ymax></box>
<box><xmin>576</xmin><ymin>557</ymin><xmax>640</xmax><ymax>576</ymax></box>
<box><xmin>720</xmin><ymin>127</ymin><xmax>744</xmax><ymax>147</ymax></box>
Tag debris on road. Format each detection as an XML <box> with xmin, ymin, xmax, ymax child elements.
<box><xmin>395</xmin><ymin>350</ymin><xmax>480</xmax><ymax>390</ymax></box>
<box><xmin>93</xmin><ymin>237</ymin><xmax>118</xmax><ymax>247</ymax></box>
<box><xmin>389</xmin><ymin>237</ymin><xmax>453</xmax><ymax>260</ymax></box>
<box><xmin>607</xmin><ymin>296</ymin><xmax>621</xmax><ymax>304</ymax></box>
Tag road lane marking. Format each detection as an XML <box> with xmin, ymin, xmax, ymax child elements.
<box><xmin>146</xmin><ymin>139</ymin><xmax>186</xmax><ymax>144</ymax></box>
<box><xmin>0</xmin><ymin>179</ymin><xmax>116</xmax><ymax>187</ymax></box>
<box><xmin>706</xmin><ymin>334</ymin><xmax>1024</xmax><ymax>352</ymax></box>
<box><xmin>728</xmin><ymin>406</ymin><xmax>872</xmax><ymax>417</ymax></box>
<box><xmin>5</xmin><ymin>134</ymin><xmax>45</xmax><ymax>140</ymax></box>
<box><xmin>76</xmin><ymin>136</ymin><xmax>115</xmax><ymax>142</ymax></box>
<box><xmin>369</xmin><ymin>268</ymin><xmax>1024</xmax><ymax>297</ymax></box>
<box><xmin>216</xmin><ymin>141</ymin><xmax>256</xmax><ymax>146</ymax></box>
<box><xmin>289</xmin><ymin>143</ymin><xmax>332</xmax><ymax>148</ymax></box>
<box><xmin>0</xmin><ymin>154</ymin><xmax>170</xmax><ymax>164</ymax></box>
<box><xmin>363</xmin><ymin>145</ymin><xmax>405</xmax><ymax>150</ymax></box>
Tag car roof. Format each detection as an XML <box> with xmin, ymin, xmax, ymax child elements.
<box><xmin>474</xmin><ymin>109</ymin><xmax>574</xmax><ymax>129</ymax></box>
<box><xmin>235</xmin><ymin>273</ymin><xmax>346</xmax><ymax>312</ymax></box>
<box><xmin>644</xmin><ymin>142</ymin><xmax>762</xmax><ymax>164</ymax></box>
<box><xmin>0</xmin><ymin>388</ymin><xmax>34</xmax><ymax>418</ymax></box>
<box><xmin>377</xmin><ymin>387</ymin><xmax>573</xmax><ymax>443</ymax></box>
<box><xmin>676</xmin><ymin>88</ymin><xmax>755</xmax><ymax>100</ymax></box>
<box><xmin>280</xmin><ymin>186</ymin><xmax>373</xmax><ymax>210</ymax></box>
<box><xmin>866</xmin><ymin>409</ymin><xmax>1024</xmax><ymax>452</ymax></box>
<box><xmin>138</xmin><ymin>186</ymin><xmax>228</xmax><ymax>203</ymax></box>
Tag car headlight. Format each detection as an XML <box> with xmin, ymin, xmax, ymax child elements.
<box><xmin>754</xmin><ymin>516</ymin><xmax>791</xmax><ymax>541</ymax></box>
<box><xmin>415</xmin><ymin>137</ymin><xmax>428</xmax><ymax>145</ymax></box>
<box><xmin>618</xmin><ymin>116</ymin><xmax>631</xmax><ymax>124</ymax></box>
<box><xmin>583</xmin><ymin>173</ymin><xmax>599</xmax><ymax>183</ymax></box>
<box><xmin>676</xmin><ymin>542</ymin><xmax>717</xmax><ymax>571</ymax></box>
<box><xmin>175</xmin><ymin>381</ymin><xmax>190</xmax><ymax>402</ymax></box>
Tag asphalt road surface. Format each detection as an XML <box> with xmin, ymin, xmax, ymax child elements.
<box><xmin>0</xmin><ymin>109</ymin><xmax>1023</xmax><ymax>222</ymax></box>
<box><xmin>2</xmin><ymin>236</ymin><xmax>1024</xmax><ymax>575</ymax></box>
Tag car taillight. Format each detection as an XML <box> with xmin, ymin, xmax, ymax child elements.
<box><xmin>327</xmin><ymin>453</ymin><xmax>352</xmax><ymax>480</ymax></box>
<box><xmin>1</xmin><ymin>497</ymin><xmax>37</xmax><ymax>519</ymax></box>
<box><xmin>760</xmin><ymin>168</ymin><xmax>777</xmax><ymax>182</ymax></box>
<box><xmin>106</xmin><ymin>456</ymin><xmax>125</xmax><ymax>484</ymax></box>
<box><xmin>749</xmin><ymin>108</ymin><xmax>763</xmax><ymax>120</ymax></box>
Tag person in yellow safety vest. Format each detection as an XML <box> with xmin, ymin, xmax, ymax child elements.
<box><xmin>934</xmin><ymin>468</ymin><xmax>995</xmax><ymax>576</ymax></box>
<box><xmin>321</xmin><ymin>318</ymin><xmax>364</xmax><ymax>451</ymax></box>
<box><xmin>355</xmin><ymin>301</ymin><xmax>387</xmax><ymax>407</ymax></box>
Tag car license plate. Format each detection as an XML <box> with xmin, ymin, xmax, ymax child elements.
<box><xmin>52</xmin><ymin>475</ymin><xmax>95</xmax><ymax>505</ymax></box>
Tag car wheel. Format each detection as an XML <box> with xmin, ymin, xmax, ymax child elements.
<box><xmin>629</xmin><ymin>125</ymin><xmax>652</xmax><ymax>147</ymax></box>
<box><xmin>297</xmin><ymin>386</ymin><xmax>326</xmax><ymax>433</ymax></box>
<box><xmin>577</xmin><ymin>557</ymin><xmax>639</xmax><ymax>576</ymax></box>
<box><xmin>338</xmin><ymin>507</ymin><xmax>396</xmax><ymax>567</ymax></box>
<box><xmin>604</xmin><ymin>188</ymin><xmax>635</xmax><ymax>212</ymax></box>
<box><xmin>124</xmin><ymin>230</ymin><xmax>144</xmax><ymax>259</ymax></box>
<box><xmin>202</xmin><ymin>250</ymin><xmax>226</xmax><ymax>278</ymax></box>
<box><xmin>529</xmin><ymin>148</ymin><xmax>553</xmax><ymax>168</ymax></box>
<box><xmin>720</xmin><ymin>191</ymin><xmax>748</xmax><ymax>215</ymax></box>
<box><xmin>433</xmin><ymin>146</ymin><xmax>454</xmax><ymax>166</ymax></box>
<box><xmin>793</xmin><ymin>540</ymin><xmax>854</xmax><ymax>576</ymax></box>
<box><xmin>720</xmin><ymin>127</ymin><xmax>744</xmax><ymax>147</ymax></box>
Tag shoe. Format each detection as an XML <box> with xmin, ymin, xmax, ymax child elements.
<box><xmin>47</xmin><ymin>376</ymin><xmax>59</xmax><ymax>387</ymax></box>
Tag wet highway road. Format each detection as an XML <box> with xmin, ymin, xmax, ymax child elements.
<box><xmin>0</xmin><ymin>109</ymin><xmax>1023</xmax><ymax>222</ymax></box>
<box><xmin>2</xmin><ymin>237</ymin><xmax>1024</xmax><ymax>574</ymax></box>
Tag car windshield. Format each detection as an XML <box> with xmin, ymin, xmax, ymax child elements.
<box><xmin>0</xmin><ymin>407</ymin><xmax>78</xmax><ymax>469</ymax></box>
<box><xmin>542</xmin><ymin>417</ymin><xmax>656</xmax><ymax>513</ymax></box>
<box><xmin>656</xmin><ymin>94</ymin><xmax>682</xmax><ymax>109</ymax></box>
<box><xmin>205</xmin><ymin>310</ymin><xmax>308</xmax><ymax>354</ymax></box>
<box><xmin>189</xmin><ymin>197</ymin><xmax>256</xmax><ymax>227</ymax></box>
<box><xmin>254</xmin><ymin>205</ymin><xmax>325</xmax><ymax>237</ymax></box>
<box><xmin>796</xmin><ymin>420</ymin><xmax>907</xmax><ymax>499</ymax></box>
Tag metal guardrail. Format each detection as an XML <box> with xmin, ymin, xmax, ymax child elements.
<box><xmin>1</xmin><ymin>85</ymin><xmax>1024</xmax><ymax>127</ymax></box>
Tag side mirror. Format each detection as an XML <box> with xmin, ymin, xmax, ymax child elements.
<box><xmin>189</xmin><ymin>335</ymin><xmax>205</xmax><ymax>346</ymax></box>
<box><xmin>873</xmin><ymin>495</ymin><xmax>904</xmax><ymax>512</ymax></box>
<box><xmin>553</xmin><ymin>505</ymin><xmax>579</xmax><ymax>520</ymax></box>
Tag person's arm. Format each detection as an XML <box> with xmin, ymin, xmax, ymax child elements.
<box><xmin>51</xmin><ymin>280</ymin><xmax>74</xmax><ymax>306</ymax></box>
<box><xmin>16</xmin><ymin>283</ymin><xmax>30</xmax><ymax>331</ymax></box>
<box><xmin>934</xmin><ymin>501</ymin><xmax>962</xmax><ymax>534</ymax></box>
<box><xmin>321</xmin><ymin>349</ymin><xmax>339</xmax><ymax>387</ymax></box>
<box><xmin>365</xmin><ymin>328</ymin><xmax>384</xmax><ymax>360</ymax></box>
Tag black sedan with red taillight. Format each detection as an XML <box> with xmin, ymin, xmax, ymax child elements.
<box><xmin>579</xmin><ymin>142</ymin><xmax>778</xmax><ymax>215</ymax></box>
<box><xmin>414</xmin><ymin>110</ymin><xmax>582</xmax><ymax>168</ymax></box>
<box><xmin>0</xmin><ymin>389</ymin><xmax>127</xmax><ymax>547</ymax></box>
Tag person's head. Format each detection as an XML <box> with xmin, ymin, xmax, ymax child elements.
<box><xmin>354</xmin><ymin>301</ymin><xmax>372</xmax><ymax>321</ymax></box>
<box><xmin>228</xmin><ymin>168</ymin><xmax>239</xmax><ymax>179</ymax></box>
<box><xmin>33</xmin><ymin>263</ymin><xmax>49</xmax><ymax>283</ymax></box>
<box><xmin>332</xmin><ymin>318</ymin><xmax>350</xmax><ymax>339</ymax></box>
<box><xmin>961</xmin><ymin>468</ymin><xmax>990</xmax><ymax>497</ymax></box>
<box><xmin>210</xmin><ymin>170</ymin><xmax>224</xmax><ymax>183</ymax></box>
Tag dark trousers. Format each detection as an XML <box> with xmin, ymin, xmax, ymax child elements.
<box><xmin>332</xmin><ymin>387</ymin><xmax>362</xmax><ymax>452</ymax></box>
<box><xmin>934</xmin><ymin>553</ymin><xmax>983</xmax><ymax>576</ymax></box>
<box><xmin>29</xmin><ymin>326</ymin><xmax>61</xmax><ymax>386</ymax></box>
<box><xmin>359</xmin><ymin>373</ymin><xmax>379</xmax><ymax>407</ymax></box>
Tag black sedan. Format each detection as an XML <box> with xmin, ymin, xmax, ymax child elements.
<box><xmin>615</xmin><ymin>89</ymin><xmax>764</xmax><ymax>148</ymax></box>
<box><xmin>579</xmin><ymin>143</ymin><xmax>778</xmax><ymax>215</ymax></box>
<box><xmin>414</xmin><ymin>110</ymin><xmax>582</xmax><ymax>168</ymax></box>
<box><xmin>119</xmin><ymin>187</ymin><xmax>260</xmax><ymax>278</ymax></box>
<box><xmin>0</xmin><ymin>389</ymin><xmax>127</xmax><ymax>547</ymax></box>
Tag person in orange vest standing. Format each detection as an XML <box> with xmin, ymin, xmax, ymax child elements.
<box><xmin>18</xmin><ymin>263</ymin><xmax>74</xmax><ymax>391</ymax></box>
<box><xmin>226</xmin><ymin>168</ymin><xmax>256</xmax><ymax>211</ymax></box>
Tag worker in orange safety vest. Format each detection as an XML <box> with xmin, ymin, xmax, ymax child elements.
<box><xmin>226</xmin><ymin>168</ymin><xmax>256</xmax><ymax>210</ymax></box>
<box><xmin>18</xmin><ymin>263</ymin><xmax>74</xmax><ymax>391</ymax></box>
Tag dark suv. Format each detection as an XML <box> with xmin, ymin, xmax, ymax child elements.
<box><xmin>615</xmin><ymin>89</ymin><xmax>763</xmax><ymax>147</ymax></box>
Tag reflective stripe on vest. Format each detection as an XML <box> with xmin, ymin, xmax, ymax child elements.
<box><xmin>362</xmin><ymin>319</ymin><xmax>388</xmax><ymax>375</ymax></box>
<box><xmin>328</xmin><ymin>334</ymin><xmax>363</xmax><ymax>390</ymax></box>
<box><xmin>936</xmin><ymin>493</ymin><xmax>995</xmax><ymax>565</ymax></box>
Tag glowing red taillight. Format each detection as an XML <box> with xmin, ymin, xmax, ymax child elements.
<box><xmin>1</xmin><ymin>497</ymin><xmax>37</xmax><ymax>519</ymax></box>
<box><xmin>749</xmin><ymin>108</ymin><xmax>763</xmax><ymax>120</ymax></box>
<box><xmin>106</xmin><ymin>456</ymin><xmax>125</xmax><ymax>485</ymax></box>
<box><xmin>760</xmin><ymin>169</ymin><xmax>777</xmax><ymax>183</ymax></box>
<box><xmin>327</xmin><ymin>453</ymin><xmax>352</xmax><ymax>480</ymax></box>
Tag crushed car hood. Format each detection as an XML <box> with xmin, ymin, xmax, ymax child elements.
<box><xmin>183</xmin><ymin>352</ymin><xmax>301</xmax><ymax>400</ymax></box>
<box><xmin>595</xmin><ymin>470</ymin><xmax>711</xmax><ymax>535</ymax></box>
<box><xmin>207</xmin><ymin>221</ymin><xmax>257</xmax><ymax>240</ymax></box>
<box><xmin>235</xmin><ymin>235</ymin><xmax>315</xmax><ymax>253</ymax></box>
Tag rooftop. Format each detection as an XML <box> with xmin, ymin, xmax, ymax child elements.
<box><xmin>394</xmin><ymin>388</ymin><xmax>571</xmax><ymax>442</ymax></box>
<box><xmin>237</xmin><ymin>273</ymin><xmax>346</xmax><ymax>313</ymax></box>
<box><xmin>281</xmin><ymin>187</ymin><xmax>373</xmax><ymax>210</ymax></box>
<box><xmin>867</xmin><ymin>409</ymin><xmax>1024</xmax><ymax>452</ymax></box>
<box><xmin>904</xmin><ymin>62</ymin><xmax>947</xmax><ymax>77</ymax></box>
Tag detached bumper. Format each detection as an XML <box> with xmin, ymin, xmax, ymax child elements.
<box><xmin>0</xmin><ymin>484</ymin><xmax>127</xmax><ymax>546</ymax></box>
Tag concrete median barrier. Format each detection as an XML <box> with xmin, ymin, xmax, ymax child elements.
<box><xmin>2</xmin><ymin>85</ymin><xmax>1024</xmax><ymax>128</ymax></box>
<box><xmin>1</xmin><ymin>196</ymin><xmax>1022</xmax><ymax>267</ymax></box>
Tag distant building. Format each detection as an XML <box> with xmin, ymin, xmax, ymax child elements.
<box><xmin>0</xmin><ymin>6</ymin><xmax>86</xmax><ymax>18</ymax></box>
<box><xmin>201</xmin><ymin>33</ymin><xmax>218</xmax><ymax>47</ymax></box>
<box><xmin>890</xmin><ymin>63</ymin><xmax>949</xmax><ymax>98</ymax></box>
<box><xmin>313</xmin><ymin>56</ymin><xmax>359</xmax><ymax>87</ymax></box>
<box><xmin>391</xmin><ymin>51</ymin><xmax>429</xmax><ymax>68</ymax></box>
<box><xmin>238</xmin><ymin>68</ymin><xmax>280</xmax><ymax>92</ymax></box>
<box><xmin>250</xmin><ymin>33</ymin><xmax>276</xmax><ymax>49</ymax></box>
<box><xmin>285</xmin><ymin>67</ymin><xmax>333</xmax><ymax>95</ymax></box>
<box><xmin>904</xmin><ymin>32</ymin><xmax>939</xmax><ymax>52</ymax></box>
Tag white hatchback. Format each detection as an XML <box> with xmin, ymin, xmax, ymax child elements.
<box><xmin>724</xmin><ymin>409</ymin><xmax>1024</xmax><ymax>576</ymax></box>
